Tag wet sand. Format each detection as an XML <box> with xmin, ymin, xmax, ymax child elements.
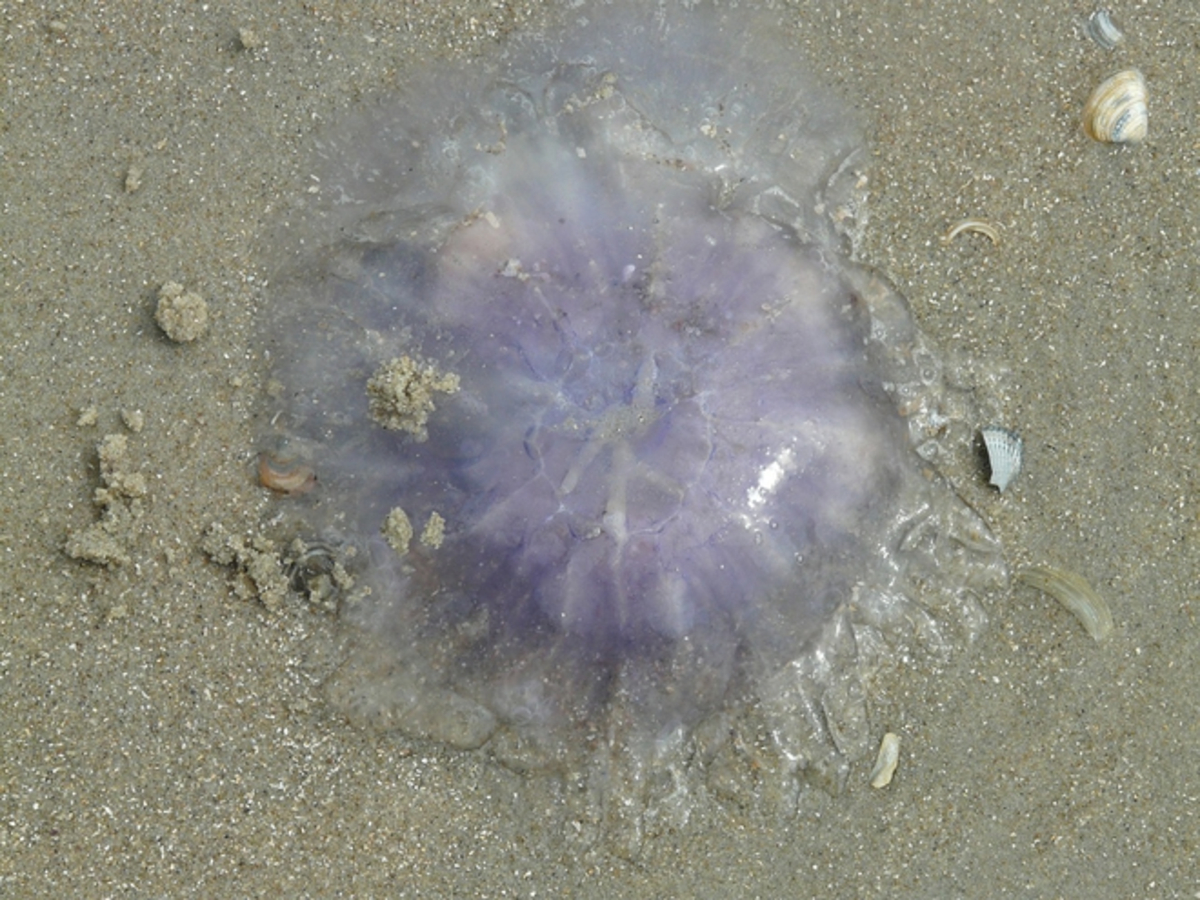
<box><xmin>2</xmin><ymin>1</ymin><xmax>1196</xmax><ymax>895</ymax></box>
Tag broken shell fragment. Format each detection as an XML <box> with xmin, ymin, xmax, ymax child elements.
<box><xmin>869</xmin><ymin>732</ymin><xmax>901</xmax><ymax>788</ymax></box>
<box><xmin>941</xmin><ymin>218</ymin><xmax>1003</xmax><ymax>246</ymax></box>
<box><xmin>1085</xmin><ymin>10</ymin><xmax>1124</xmax><ymax>50</ymax></box>
<box><xmin>981</xmin><ymin>426</ymin><xmax>1023</xmax><ymax>492</ymax></box>
<box><xmin>1017</xmin><ymin>565</ymin><xmax>1114</xmax><ymax>642</ymax></box>
<box><xmin>1082</xmin><ymin>69</ymin><xmax>1148</xmax><ymax>144</ymax></box>
<box><xmin>258</xmin><ymin>452</ymin><xmax>317</xmax><ymax>495</ymax></box>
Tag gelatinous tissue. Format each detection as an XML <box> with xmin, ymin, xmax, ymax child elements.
<box><xmin>258</xmin><ymin>0</ymin><xmax>1008</xmax><ymax>850</ymax></box>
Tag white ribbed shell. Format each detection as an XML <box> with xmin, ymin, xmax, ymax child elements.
<box><xmin>982</xmin><ymin>426</ymin><xmax>1023</xmax><ymax>492</ymax></box>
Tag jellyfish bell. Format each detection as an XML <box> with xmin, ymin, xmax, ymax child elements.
<box><xmin>258</xmin><ymin>0</ymin><xmax>1008</xmax><ymax>852</ymax></box>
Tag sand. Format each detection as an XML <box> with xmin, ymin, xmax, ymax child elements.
<box><xmin>2</xmin><ymin>1</ymin><xmax>1195</xmax><ymax>895</ymax></box>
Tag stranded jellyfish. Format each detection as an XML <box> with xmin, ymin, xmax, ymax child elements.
<box><xmin>259</xmin><ymin>0</ymin><xmax>1007</xmax><ymax>849</ymax></box>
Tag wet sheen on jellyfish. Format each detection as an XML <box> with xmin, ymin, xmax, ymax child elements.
<box><xmin>258</xmin><ymin>0</ymin><xmax>1008</xmax><ymax>851</ymax></box>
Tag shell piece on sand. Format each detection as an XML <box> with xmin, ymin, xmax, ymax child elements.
<box><xmin>982</xmin><ymin>426</ymin><xmax>1023</xmax><ymax>492</ymax></box>
<box><xmin>1082</xmin><ymin>69</ymin><xmax>1148</xmax><ymax>145</ymax></box>
<box><xmin>1017</xmin><ymin>565</ymin><xmax>1114</xmax><ymax>642</ymax></box>
<box><xmin>869</xmin><ymin>732</ymin><xmax>901</xmax><ymax>788</ymax></box>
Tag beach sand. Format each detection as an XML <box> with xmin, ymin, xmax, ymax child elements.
<box><xmin>2</xmin><ymin>1</ymin><xmax>1195</xmax><ymax>895</ymax></box>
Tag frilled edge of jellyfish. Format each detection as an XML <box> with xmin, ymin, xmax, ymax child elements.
<box><xmin>255</xmin><ymin>0</ymin><xmax>1010</xmax><ymax>857</ymax></box>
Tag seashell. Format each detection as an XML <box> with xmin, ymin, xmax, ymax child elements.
<box><xmin>258</xmin><ymin>451</ymin><xmax>317</xmax><ymax>495</ymax></box>
<box><xmin>941</xmin><ymin>218</ymin><xmax>1002</xmax><ymax>246</ymax></box>
<box><xmin>1082</xmin><ymin>69</ymin><xmax>1148</xmax><ymax>144</ymax></box>
<box><xmin>869</xmin><ymin>732</ymin><xmax>901</xmax><ymax>788</ymax></box>
<box><xmin>981</xmin><ymin>426</ymin><xmax>1023</xmax><ymax>492</ymax></box>
<box><xmin>1085</xmin><ymin>10</ymin><xmax>1124</xmax><ymax>50</ymax></box>
<box><xmin>1018</xmin><ymin>565</ymin><xmax>1114</xmax><ymax>642</ymax></box>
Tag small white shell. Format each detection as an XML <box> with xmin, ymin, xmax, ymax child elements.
<box><xmin>1082</xmin><ymin>69</ymin><xmax>1148</xmax><ymax>144</ymax></box>
<box><xmin>941</xmin><ymin>218</ymin><xmax>1002</xmax><ymax>246</ymax></box>
<box><xmin>1085</xmin><ymin>10</ymin><xmax>1124</xmax><ymax>50</ymax></box>
<box><xmin>981</xmin><ymin>426</ymin><xmax>1023</xmax><ymax>492</ymax></box>
<box><xmin>869</xmin><ymin>732</ymin><xmax>901</xmax><ymax>788</ymax></box>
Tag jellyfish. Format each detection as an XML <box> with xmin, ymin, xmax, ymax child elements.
<box><xmin>258</xmin><ymin>0</ymin><xmax>1008</xmax><ymax>851</ymax></box>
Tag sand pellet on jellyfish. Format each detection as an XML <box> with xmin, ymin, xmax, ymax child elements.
<box><xmin>257</xmin><ymin>0</ymin><xmax>1008</xmax><ymax>853</ymax></box>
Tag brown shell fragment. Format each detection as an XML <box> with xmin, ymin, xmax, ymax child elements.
<box><xmin>258</xmin><ymin>452</ymin><xmax>317</xmax><ymax>495</ymax></box>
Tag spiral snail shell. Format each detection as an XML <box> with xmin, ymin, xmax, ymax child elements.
<box><xmin>1082</xmin><ymin>69</ymin><xmax>1148</xmax><ymax>144</ymax></box>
